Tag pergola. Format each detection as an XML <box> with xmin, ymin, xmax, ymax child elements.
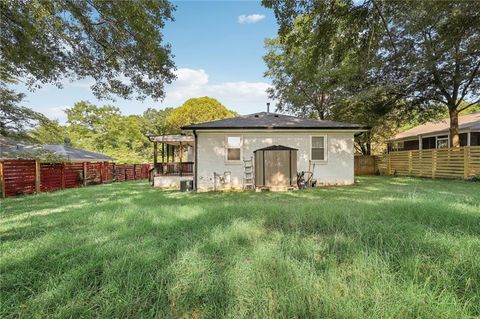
<box><xmin>148</xmin><ymin>134</ymin><xmax>194</xmax><ymax>167</ymax></box>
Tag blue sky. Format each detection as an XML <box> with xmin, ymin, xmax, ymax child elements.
<box><xmin>16</xmin><ymin>0</ymin><xmax>279</xmax><ymax>122</ymax></box>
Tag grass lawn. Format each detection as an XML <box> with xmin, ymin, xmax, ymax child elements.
<box><xmin>1</xmin><ymin>176</ymin><xmax>479</xmax><ymax>318</ymax></box>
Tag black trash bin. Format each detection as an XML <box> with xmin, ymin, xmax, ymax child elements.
<box><xmin>180</xmin><ymin>180</ymin><xmax>193</xmax><ymax>192</ymax></box>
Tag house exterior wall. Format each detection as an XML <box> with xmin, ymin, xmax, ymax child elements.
<box><xmin>195</xmin><ymin>130</ymin><xmax>356</xmax><ymax>191</ymax></box>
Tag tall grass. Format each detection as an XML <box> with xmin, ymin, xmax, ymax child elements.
<box><xmin>1</xmin><ymin>177</ymin><xmax>479</xmax><ymax>318</ymax></box>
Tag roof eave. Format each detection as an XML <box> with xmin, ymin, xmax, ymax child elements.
<box><xmin>181</xmin><ymin>126</ymin><xmax>370</xmax><ymax>131</ymax></box>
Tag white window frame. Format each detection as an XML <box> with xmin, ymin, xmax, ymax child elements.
<box><xmin>225</xmin><ymin>136</ymin><xmax>242</xmax><ymax>163</ymax></box>
<box><xmin>435</xmin><ymin>135</ymin><xmax>449</xmax><ymax>149</ymax></box>
<box><xmin>310</xmin><ymin>135</ymin><xmax>327</xmax><ymax>162</ymax></box>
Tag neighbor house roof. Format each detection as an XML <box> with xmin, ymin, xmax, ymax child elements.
<box><xmin>43</xmin><ymin>145</ymin><xmax>113</xmax><ymax>161</ymax></box>
<box><xmin>0</xmin><ymin>137</ymin><xmax>112</xmax><ymax>161</ymax></box>
<box><xmin>391</xmin><ymin>112</ymin><xmax>480</xmax><ymax>141</ymax></box>
<box><xmin>181</xmin><ymin>112</ymin><xmax>369</xmax><ymax>130</ymax></box>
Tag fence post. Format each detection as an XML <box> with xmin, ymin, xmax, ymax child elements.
<box><xmin>83</xmin><ymin>162</ymin><xmax>87</xmax><ymax>186</ymax></box>
<box><xmin>61</xmin><ymin>163</ymin><xmax>65</xmax><ymax>189</ymax></box>
<box><xmin>0</xmin><ymin>161</ymin><xmax>4</xmax><ymax>198</ymax></box>
<box><xmin>387</xmin><ymin>154</ymin><xmax>392</xmax><ymax>175</ymax></box>
<box><xmin>35</xmin><ymin>160</ymin><xmax>41</xmax><ymax>194</ymax></box>
<box><xmin>100</xmin><ymin>162</ymin><xmax>104</xmax><ymax>184</ymax></box>
<box><xmin>432</xmin><ymin>149</ymin><xmax>436</xmax><ymax>179</ymax></box>
<box><xmin>464</xmin><ymin>147</ymin><xmax>469</xmax><ymax>179</ymax></box>
<box><xmin>408</xmin><ymin>151</ymin><xmax>412</xmax><ymax>175</ymax></box>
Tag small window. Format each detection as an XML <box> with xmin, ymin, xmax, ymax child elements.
<box><xmin>393</xmin><ymin>141</ymin><xmax>404</xmax><ymax>150</ymax></box>
<box><xmin>311</xmin><ymin>136</ymin><xmax>326</xmax><ymax>161</ymax></box>
<box><xmin>436</xmin><ymin>135</ymin><xmax>449</xmax><ymax>149</ymax></box>
<box><xmin>226</xmin><ymin>136</ymin><xmax>241</xmax><ymax>161</ymax></box>
<box><xmin>471</xmin><ymin>132</ymin><xmax>480</xmax><ymax>146</ymax></box>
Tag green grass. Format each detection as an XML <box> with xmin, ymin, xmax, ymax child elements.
<box><xmin>1</xmin><ymin>176</ymin><xmax>479</xmax><ymax>318</ymax></box>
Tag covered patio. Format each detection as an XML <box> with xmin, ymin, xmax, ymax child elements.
<box><xmin>148</xmin><ymin>134</ymin><xmax>195</xmax><ymax>188</ymax></box>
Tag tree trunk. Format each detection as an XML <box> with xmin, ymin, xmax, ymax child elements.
<box><xmin>366</xmin><ymin>131</ymin><xmax>372</xmax><ymax>155</ymax></box>
<box><xmin>449</xmin><ymin>107</ymin><xmax>460</xmax><ymax>148</ymax></box>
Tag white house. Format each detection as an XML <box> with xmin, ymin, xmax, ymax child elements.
<box><xmin>150</xmin><ymin>112</ymin><xmax>368</xmax><ymax>191</ymax></box>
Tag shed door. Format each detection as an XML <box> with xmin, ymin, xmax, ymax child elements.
<box><xmin>264</xmin><ymin>150</ymin><xmax>291</xmax><ymax>187</ymax></box>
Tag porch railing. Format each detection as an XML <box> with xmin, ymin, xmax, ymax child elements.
<box><xmin>153</xmin><ymin>162</ymin><xmax>194</xmax><ymax>176</ymax></box>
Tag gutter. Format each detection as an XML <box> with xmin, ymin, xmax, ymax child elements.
<box><xmin>193</xmin><ymin>129</ymin><xmax>198</xmax><ymax>191</ymax></box>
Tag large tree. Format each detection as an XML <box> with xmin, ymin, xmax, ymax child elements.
<box><xmin>165</xmin><ymin>97</ymin><xmax>236</xmax><ymax>133</ymax></box>
<box><xmin>263</xmin><ymin>0</ymin><xmax>480</xmax><ymax>148</ymax></box>
<box><xmin>1</xmin><ymin>0</ymin><xmax>176</xmax><ymax>101</ymax></box>
<box><xmin>382</xmin><ymin>0</ymin><xmax>480</xmax><ymax>147</ymax></box>
<box><xmin>1</xmin><ymin>0</ymin><xmax>176</xmax><ymax>138</ymax></box>
<box><xmin>263</xmin><ymin>1</ymin><xmax>372</xmax><ymax>120</ymax></box>
<box><xmin>61</xmin><ymin>101</ymin><xmax>152</xmax><ymax>163</ymax></box>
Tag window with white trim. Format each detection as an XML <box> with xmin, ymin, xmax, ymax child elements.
<box><xmin>436</xmin><ymin>135</ymin><xmax>448</xmax><ymax>149</ymax></box>
<box><xmin>226</xmin><ymin>136</ymin><xmax>241</xmax><ymax>161</ymax></box>
<box><xmin>311</xmin><ymin>136</ymin><xmax>326</xmax><ymax>161</ymax></box>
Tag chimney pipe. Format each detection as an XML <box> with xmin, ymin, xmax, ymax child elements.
<box><xmin>267</xmin><ymin>102</ymin><xmax>270</xmax><ymax>113</ymax></box>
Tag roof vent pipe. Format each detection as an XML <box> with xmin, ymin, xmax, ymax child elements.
<box><xmin>267</xmin><ymin>102</ymin><xmax>270</xmax><ymax>113</ymax></box>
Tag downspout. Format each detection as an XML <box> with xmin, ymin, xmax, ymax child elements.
<box><xmin>193</xmin><ymin>130</ymin><xmax>198</xmax><ymax>191</ymax></box>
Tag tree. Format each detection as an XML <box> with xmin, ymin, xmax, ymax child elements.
<box><xmin>28</xmin><ymin>118</ymin><xmax>68</xmax><ymax>144</ymax></box>
<box><xmin>65</xmin><ymin>101</ymin><xmax>121</xmax><ymax>148</ymax></box>
<box><xmin>1</xmin><ymin>0</ymin><xmax>176</xmax><ymax>101</ymax></box>
<box><xmin>0</xmin><ymin>83</ymin><xmax>47</xmax><ymax>138</ymax></box>
<box><xmin>381</xmin><ymin>1</ymin><xmax>480</xmax><ymax>147</ymax></box>
<box><xmin>263</xmin><ymin>0</ymin><xmax>406</xmax><ymax>153</ymax></box>
<box><xmin>263</xmin><ymin>0</ymin><xmax>480</xmax><ymax>148</ymax></box>
<box><xmin>263</xmin><ymin>3</ymin><xmax>371</xmax><ymax>120</ymax></box>
<box><xmin>62</xmin><ymin>101</ymin><xmax>152</xmax><ymax>163</ymax></box>
<box><xmin>165</xmin><ymin>97</ymin><xmax>236</xmax><ymax>133</ymax></box>
<box><xmin>1</xmin><ymin>0</ymin><xmax>176</xmax><ymax>139</ymax></box>
<box><xmin>141</xmin><ymin>107</ymin><xmax>174</xmax><ymax>136</ymax></box>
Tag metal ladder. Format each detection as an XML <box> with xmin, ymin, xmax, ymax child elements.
<box><xmin>243</xmin><ymin>157</ymin><xmax>254</xmax><ymax>190</ymax></box>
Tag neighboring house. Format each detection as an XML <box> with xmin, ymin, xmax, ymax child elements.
<box><xmin>387</xmin><ymin>112</ymin><xmax>480</xmax><ymax>152</ymax></box>
<box><xmin>160</xmin><ymin>111</ymin><xmax>368</xmax><ymax>191</ymax></box>
<box><xmin>0</xmin><ymin>137</ymin><xmax>113</xmax><ymax>162</ymax></box>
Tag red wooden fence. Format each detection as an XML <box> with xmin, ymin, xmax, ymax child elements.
<box><xmin>2</xmin><ymin>160</ymin><xmax>37</xmax><ymax>197</ymax></box>
<box><xmin>0</xmin><ymin>160</ymin><xmax>151</xmax><ymax>198</ymax></box>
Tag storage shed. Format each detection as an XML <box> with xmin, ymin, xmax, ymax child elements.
<box><xmin>254</xmin><ymin>145</ymin><xmax>297</xmax><ymax>188</ymax></box>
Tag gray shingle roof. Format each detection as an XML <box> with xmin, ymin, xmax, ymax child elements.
<box><xmin>1</xmin><ymin>137</ymin><xmax>113</xmax><ymax>161</ymax></box>
<box><xmin>254</xmin><ymin>145</ymin><xmax>298</xmax><ymax>152</ymax></box>
<box><xmin>181</xmin><ymin>112</ymin><xmax>368</xmax><ymax>130</ymax></box>
<box><xmin>43</xmin><ymin>145</ymin><xmax>113</xmax><ymax>161</ymax></box>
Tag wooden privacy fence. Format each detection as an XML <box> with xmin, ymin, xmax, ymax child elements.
<box><xmin>0</xmin><ymin>160</ymin><xmax>151</xmax><ymax>198</ymax></box>
<box><xmin>377</xmin><ymin>146</ymin><xmax>480</xmax><ymax>179</ymax></box>
<box><xmin>354</xmin><ymin>155</ymin><xmax>378</xmax><ymax>175</ymax></box>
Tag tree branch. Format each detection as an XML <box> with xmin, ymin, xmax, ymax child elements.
<box><xmin>371</xmin><ymin>0</ymin><xmax>397</xmax><ymax>55</ymax></box>
<box><xmin>423</xmin><ymin>31</ymin><xmax>452</xmax><ymax>105</ymax></box>
<box><xmin>458</xmin><ymin>98</ymin><xmax>480</xmax><ymax>112</ymax></box>
<box><xmin>457</xmin><ymin>58</ymin><xmax>480</xmax><ymax>105</ymax></box>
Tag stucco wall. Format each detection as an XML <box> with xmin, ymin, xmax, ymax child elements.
<box><xmin>196</xmin><ymin>131</ymin><xmax>355</xmax><ymax>191</ymax></box>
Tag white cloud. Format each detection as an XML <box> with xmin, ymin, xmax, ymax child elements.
<box><xmin>238</xmin><ymin>14</ymin><xmax>266</xmax><ymax>24</ymax></box>
<box><xmin>162</xmin><ymin>68</ymin><xmax>272</xmax><ymax>114</ymax></box>
<box><xmin>43</xmin><ymin>107</ymin><xmax>68</xmax><ymax>123</ymax></box>
<box><xmin>20</xmin><ymin>68</ymin><xmax>274</xmax><ymax>119</ymax></box>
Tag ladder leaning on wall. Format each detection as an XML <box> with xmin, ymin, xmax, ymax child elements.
<box><xmin>243</xmin><ymin>157</ymin><xmax>254</xmax><ymax>190</ymax></box>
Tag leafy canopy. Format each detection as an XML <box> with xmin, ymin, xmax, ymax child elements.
<box><xmin>263</xmin><ymin>0</ymin><xmax>480</xmax><ymax>149</ymax></box>
<box><xmin>0</xmin><ymin>83</ymin><xmax>47</xmax><ymax>138</ymax></box>
<box><xmin>1</xmin><ymin>0</ymin><xmax>176</xmax><ymax>101</ymax></box>
<box><xmin>165</xmin><ymin>97</ymin><xmax>236</xmax><ymax>133</ymax></box>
